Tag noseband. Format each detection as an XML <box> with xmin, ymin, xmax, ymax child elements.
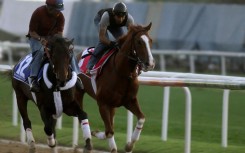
<box><xmin>127</xmin><ymin>30</ymin><xmax>149</xmax><ymax>66</ymax></box>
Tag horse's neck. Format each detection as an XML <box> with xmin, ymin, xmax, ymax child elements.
<box><xmin>115</xmin><ymin>37</ymin><xmax>138</xmax><ymax>76</ymax></box>
<box><xmin>47</xmin><ymin>65</ymin><xmax>57</xmax><ymax>84</ymax></box>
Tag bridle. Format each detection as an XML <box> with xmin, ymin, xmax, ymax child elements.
<box><xmin>114</xmin><ymin>29</ymin><xmax>150</xmax><ymax>79</ymax></box>
<box><xmin>127</xmin><ymin>29</ymin><xmax>151</xmax><ymax>69</ymax></box>
<box><xmin>44</xmin><ymin>38</ymin><xmax>74</xmax><ymax>89</ymax></box>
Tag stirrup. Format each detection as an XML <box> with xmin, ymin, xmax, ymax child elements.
<box><xmin>30</xmin><ymin>78</ymin><xmax>40</xmax><ymax>92</ymax></box>
<box><xmin>85</xmin><ymin>69</ymin><xmax>91</xmax><ymax>75</ymax></box>
<box><xmin>76</xmin><ymin>78</ymin><xmax>84</xmax><ymax>90</ymax></box>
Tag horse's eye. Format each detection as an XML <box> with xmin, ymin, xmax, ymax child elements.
<box><xmin>137</xmin><ymin>40</ymin><xmax>142</xmax><ymax>45</ymax></box>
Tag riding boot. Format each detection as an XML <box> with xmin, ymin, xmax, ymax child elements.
<box><xmin>76</xmin><ymin>77</ymin><xmax>83</xmax><ymax>90</ymax></box>
<box><xmin>30</xmin><ymin>77</ymin><xmax>40</xmax><ymax>92</ymax></box>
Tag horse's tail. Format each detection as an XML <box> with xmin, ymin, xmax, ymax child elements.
<box><xmin>0</xmin><ymin>66</ymin><xmax>13</xmax><ymax>80</ymax></box>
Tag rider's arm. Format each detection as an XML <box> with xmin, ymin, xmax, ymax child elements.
<box><xmin>126</xmin><ymin>13</ymin><xmax>135</xmax><ymax>28</ymax></box>
<box><xmin>99</xmin><ymin>27</ymin><xmax>111</xmax><ymax>46</ymax></box>
<box><xmin>99</xmin><ymin>12</ymin><xmax>111</xmax><ymax>46</ymax></box>
<box><xmin>29</xmin><ymin>31</ymin><xmax>42</xmax><ymax>41</ymax></box>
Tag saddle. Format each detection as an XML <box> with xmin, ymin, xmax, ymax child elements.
<box><xmin>13</xmin><ymin>53</ymin><xmax>45</xmax><ymax>85</ymax></box>
<box><xmin>78</xmin><ymin>47</ymin><xmax>117</xmax><ymax>77</ymax></box>
<box><xmin>14</xmin><ymin>53</ymin><xmax>77</xmax><ymax>91</ymax></box>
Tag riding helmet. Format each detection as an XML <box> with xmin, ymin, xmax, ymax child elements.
<box><xmin>46</xmin><ymin>0</ymin><xmax>64</xmax><ymax>11</ymax></box>
<box><xmin>112</xmin><ymin>2</ymin><xmax>127</xmax><ymax>16</ymax></box>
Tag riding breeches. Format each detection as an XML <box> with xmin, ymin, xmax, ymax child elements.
<box><xmin>71</xmin><ymin>55</ymin><xmax>81</xmax><ymax>74</ymax></box>
<box><xmin>29</xmin><ymin>38</ymin><xmax>44</xmax><ymax>77</ymax></box>
<box><xmin>86</xmin><ymin>42</ymin><xmax>109</xmax><ymax>70</ymax></box>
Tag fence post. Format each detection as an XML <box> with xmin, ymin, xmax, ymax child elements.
<box><xmin>183</xmin><ymin>87</ymin><xmax>192</xmax><ymax>153</ymax></box>
<box><xmin>161</xmin><ymin>87</ymin><xmax>170</xmax><ymax>141</ymax></box>
<box><xmin>12</xmin><ymin>91</ymin><xmax>18</xmax><ymax>126</ymax></box>
<box><xmin>222</xmin><ymin>89</ymin><xmax>230</xmax><ymax>147</ymax></box>
<box><xmin>127</xmin><ymin>111</ymin><xmax>133</xmax><ymax>142</ymax></box>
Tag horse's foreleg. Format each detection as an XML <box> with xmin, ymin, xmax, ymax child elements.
<box><xmin>124</xmin><ymin>99</ymin><xmax>145</xmax><ymax>152</ymax></box>
<box><xmin>75</xmin><ymin>90</ymin><xmax>93</xmax><ymax>152</ymax></box>
<box><xmin>96</xmin><ymin>105</ymin><xmax>118</xmax><ymax>152</ymax></box>
<box><xmin>46</xmin><ymin>133</ymin><xmax>56</xmax><ymax>147</ymax></box>
<box><xmin>26</xmin><ymin>128</ymin><xmax>36</xmax><ymax>153</ymax></box>
<box><xmin>46</xmin><ymin>120</ymin><xmax>58</xmax><ymax>153</ymax></box>
<box><xmin>79</xmin><ymin>114</ymin><xmax>93</xmax><ymax>152</ymax></box>
<box><xmin>81</xmin><ymin>118</ymin><xmax>92</xmax><ymax>141</ymax></box>
<box><xmin>40</xmin><ymin>109</ymin><xmax>57</xmax><ymax>148</ymax></box>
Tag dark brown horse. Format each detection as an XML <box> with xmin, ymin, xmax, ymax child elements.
<box><xmin>77</xmin><ymin>23</ymin><xmax>155</xmax><ymax>153</ymax></box>
<box><xmin>12</xmin><ymin>35</ymin><xmax>93</xmax><ymax>153</ymax></box>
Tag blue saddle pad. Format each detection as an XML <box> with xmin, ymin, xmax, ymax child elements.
<box><xmin>13</xmin><ymin>53</ymin><xmax>43</xmax><ymax>85</ymax></box>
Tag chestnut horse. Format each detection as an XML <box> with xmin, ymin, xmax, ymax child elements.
<box><xmin>12</xmin><ymin>35</ymin><xmax>92</xmax><ymax>153</ymax></box>
<box><xmin>77</xmin><ymin>23</ymin><xmax>155</xmax><ymax>153</ymax></box>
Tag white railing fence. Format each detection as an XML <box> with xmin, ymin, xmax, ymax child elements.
<box><xmin>2</xmin><ymin>41</ymin><xmax>245</xmax><ymax>75</ymax></box>
<box><xmin>2</xmin><ymin>41</ymin><xmax>245</xmax><ymax>153</ymax></box>
<box><xmin>2</xmin><ymin>63</ymin><xmax>245</xmax><ymax>153</ymax></box>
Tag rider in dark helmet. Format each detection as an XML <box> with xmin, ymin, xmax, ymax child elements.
<box><xmin>86</xmin><ymin>2</ymin><xmax>134</xmax><ymax>72</ymax></box>
<box><xmin>27</xmin><ymin>0</ymin><xmax>82</xmax><ymax>92</ymax></box>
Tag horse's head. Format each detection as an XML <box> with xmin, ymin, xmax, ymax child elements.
<box><xmin>121</xmin><ymin>23</ymin><xmax>155</xmax><ymax>72</ymax></box>
<box><xmin>47</xmin><ymin>35</ymin><xmax>74</xmax><ymax>87</ymax></box>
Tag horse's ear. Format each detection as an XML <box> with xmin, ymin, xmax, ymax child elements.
<box><xmin>145</xmin><ymin>22</ymin><xmax>152</xmax><ymax>31</ymax></box>
<box><xmin>68</xmin><ymin>38</ymin><xmax>74</xmax><ymax>44</ymax></box>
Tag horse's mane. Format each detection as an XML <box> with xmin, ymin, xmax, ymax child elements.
<box><xmin>117</xmin><ymin>24</ymin><xmax>148</xmax><ymax>45</ymax></box>
<box><xmin>49</xmin><ymin>35</ymin><xmax>68</xmax><ymax>44</ymax></box>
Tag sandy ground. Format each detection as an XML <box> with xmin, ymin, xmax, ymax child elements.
<box><xmin>0</xmin><ymin>139</ymin><xmax>108</xmax><ymax>153</ymax></box>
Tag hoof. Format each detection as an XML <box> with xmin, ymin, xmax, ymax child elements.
<box><xmin>28</xmin><ymin>147</ymin><xmax>36</xmax><ymax>153</ymax></box>
<box><xmin>51</xmin><ymin>147</ymin><xmax>58</xmax><ymax>153</ymax></box>
<box><xmin>48</xmin><ymin>139</ymin><xmax>57</xmax><ymax>148</ymax></box>
<box><xmin>28</xmin><ymin>141</ymin><xmax>36</xmax><ymax>153</ymax></box>
<box><xmin>125</xmin><ymin>142</ymin><xmax>134</xmax><ymax>152</ymax></box>
<box><xmin>84</xmin><ymin>138</ymin><xmax>93</xmax><ymax>151</ymax></box>
<box><xmin>91</xmin><ymin>130</ymin><xmax>100</xmax><ymax>137</ymax></box>
<box><xmin>83</xmin><ymin>148</ymin><xmax>93</xmax><ymax>153</ymax></box>
<box><xmin>111</xmin><ymin>148</ymin><xmax>117</xmax><ymax>153</ymax></box>
<box><xmin>73</xmin><ymin>146</ymin><xmax>78</xmax><ymax>153</ymax></box>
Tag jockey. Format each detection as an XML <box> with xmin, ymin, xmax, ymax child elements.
<box><xmin>27</xmin><ymin>0</ymin><xmax>82</xmax><ymax>92</ymax></box>
<box><xmin>86</xmin><ymin>2</ymin><xmax>135</xmax><ymax>72</ymax></box>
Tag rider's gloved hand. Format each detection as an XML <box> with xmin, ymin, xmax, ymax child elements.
<box><xmin>40</xmin><ymin>37</ymin><xmax>48</xmax><ymax>46</ymax></box>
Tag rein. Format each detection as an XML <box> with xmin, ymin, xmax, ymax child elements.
<box><xmin>44</xmin><ymin>46</ymin><xmax>53</xmax><ymax>66</ymax></box>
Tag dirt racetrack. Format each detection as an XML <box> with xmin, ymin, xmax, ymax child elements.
<box><xmin>0</xmin><ymin>139</ymin><xmax>108</xmax><ymax>153</ymax></box>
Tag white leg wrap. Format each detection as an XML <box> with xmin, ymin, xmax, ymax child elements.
<box><xmin>26</xmin><ymin>128</ymin><xmax>35</xmax><ymax>145</ymax></box>
<box><xmin>95</xmin><ymin>131</ymin><xmax>106</xmax><ymax>139</ymax></box>
<box><xmin>81</xmin><ymin>119</ymin><xmax>92</xmax><ymax>140</ymax></box>
<box><xmin>47</xmin><ymin>134</ymin><xmax>56</xmax><ymax>146</ymax></box>
<box><xmin>132</xmin><ymin>118</ymin><xmax>145</xmax><ymax>142</ymax></box>
<box><xmin>108</xmin><ymin>136</ymin><xmax>117</xmax><ymax>151</ymax></box>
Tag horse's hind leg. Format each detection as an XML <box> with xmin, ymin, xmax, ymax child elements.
<box><xmin>15</xmin><ymin>92</ymin><xmax>36</xmax><ymax>153</ymax></box>
<box><xmin>124</xmin><ymin>98</ymin><xmax>145</xmax><ymax>152</ymax></box>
